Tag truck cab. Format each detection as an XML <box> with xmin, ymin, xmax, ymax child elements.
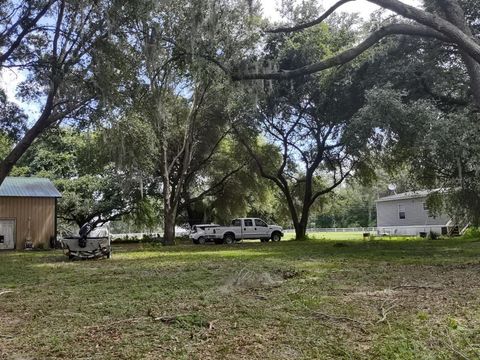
<box><xmin>190</xmin><ymin>218</ymin><xmax>283</xmax><ymax>244</ymax></box>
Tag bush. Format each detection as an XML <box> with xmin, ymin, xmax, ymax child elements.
<box><xmin>462</xmin><ymin>227</ymin><xmax>480</xmax><ymax>239</ymax></box>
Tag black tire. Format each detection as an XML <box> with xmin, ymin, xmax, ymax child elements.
<box><xmin>198</xmin><ymin>236</ymin><xmax>206</xmax><ymax>245</ymax></box>
<box><xmin>192</xmin><ymin>239</ymin><xmax>199</xmax><ymax>244</ymax></box>
<box><xmin>271</xmin><ymin>232</ymin><xmax>282</xmax><ymax>242</ymax></box>
<box><xmin>224</xmin><ymin>234</ymin><xmax>235</xmax><ymax>245</ymax></box>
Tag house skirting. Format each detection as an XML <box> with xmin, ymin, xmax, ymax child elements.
<box><xmin>376</xmin><ymin>225</ymin><xmax>448</xmax><ymax>236</ymax></box>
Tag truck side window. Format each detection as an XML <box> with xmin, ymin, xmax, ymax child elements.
<box><xmin>255</xmin><ymin>219</ymin><xmax>267</xmax><ymax>227</ymax></box>
<box><xmin>232</xmin><ymin>219</ymin><xmax>241</xmax><ymax>226</ymax></box>
<box><xmin>244</xmin><ymin>219</ymin><xmax>253</xmax><ymax>227</ymax></box>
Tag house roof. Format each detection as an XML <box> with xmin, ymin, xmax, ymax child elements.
<box><xmin>376</xmin><ymin>189</ymin><xmax>439</xmax><ymax>203</ymax></box>
<box><xmin>0</xmin><ymin>177</ymin><xmax>62</xmax><ymax>198</ymax></box>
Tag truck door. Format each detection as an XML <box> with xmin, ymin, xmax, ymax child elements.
<box><xmin>242</xmin><ymin>219</ymin><xmax>255</xmax><ymax>239</ymax></box>
<box><xmin>253</xmin><ymin>219</ymin><xmax>270</xmax><ymax>238</ymax></box>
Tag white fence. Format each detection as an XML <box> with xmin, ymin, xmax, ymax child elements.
<box><xmin>111</xmin><ymin>233</ymin><xmax>152</xmax><ymax>239</ymax></box>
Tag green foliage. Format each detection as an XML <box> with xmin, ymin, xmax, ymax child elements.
<box><xmin>18</xmin><ymin>127</ymin><xmax>82</xmax><ymax>179</ymax></box>
<box><xmin>238</xmin><ymin>10</ymin><xmax>380</xmax><ymax>237</ymax></box>
<box><xmin>462</xmin><ymin>227</ymin><xmax>480</xmax><ymax>239</ymax></box>
<box><xmin>351</xmin><ymin>26</ymin><xmax>480</xmax><ymax>224</ymax></box>
<box><xmin>100</xmin><ymin>113</ymin><xmax>159</xmax><ymax>173</ymax></box>
<box><xmin>0</xmin><ymin>132</ymin><xmax>12</xmax><ymax>159</ymax></box>
<box><xmin>55</xmin><ymin>169</ymin><xmax>142</xmax><ymax>227</ymax></box>
<box><xmin>0</xmin><ymin>89</ymin><xmax>27</xmax><ymax>141</ymax></box>
<box><xmin>313</xmin><ymin>181</ymin><xmax>377</xmax><ymax>228</ymax></box>
<box><xmin>18</xmin><ymin>127</ymin><xmax>149</xmax><ymax>229</ymax></box>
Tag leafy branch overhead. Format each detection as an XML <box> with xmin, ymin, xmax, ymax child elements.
<box><xmin>232</xmin><ymin>0</ymin><xmax>480</xmax><ymax>107</ymax></box>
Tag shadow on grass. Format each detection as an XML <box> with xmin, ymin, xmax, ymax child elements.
<box><xmin>105</xmin><ymin>236</ymin><xmax>480</xmax><ymax>265</ymax></box>
<box><xmin>2</xmin><ymin>236</ymin><xmax>479</xmax><ymax>274</ymax></box>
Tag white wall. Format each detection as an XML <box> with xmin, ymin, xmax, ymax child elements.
<box><xmin>376</xmin><ymin>197</ymin><xmax>450</xmax><ymax>227</ymax></box>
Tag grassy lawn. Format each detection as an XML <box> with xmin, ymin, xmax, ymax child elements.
<box><xmin>284</xmin><ymin>231</ymin><xmax>367</xmax><ymax>241</ymax></box>
<box><xmin>1</xmin><ymin>236</ymin><xmax>480</xmax><ymax>359</ymax></box>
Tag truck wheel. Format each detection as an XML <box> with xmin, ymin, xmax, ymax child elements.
<box><xmin>271</xmin><ymin>232</ymin><xmax>282</xmax><ymax>242</ymax></box>
<box><xmin>198</xmin><ymin>236</ymin><xmax>206</xmax><ymax>245</ymax></box>
<box><xmin>224</xmin><ymin>234</ymin><xmax>235</xmax><ymax>244</ymax></box>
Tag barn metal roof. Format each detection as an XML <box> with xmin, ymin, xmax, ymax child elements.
<box><xmin>0</xmin><ymin>177</ymin><xmax>62</xmax><ymax>198</ymax></box>
<box><xmin>375</xmin><ymin>189</ymin><xmax>439</xmax><ymax>203</ymax></box>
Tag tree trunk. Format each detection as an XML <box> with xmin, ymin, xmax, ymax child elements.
<box><xmin>296</xmin><ymin>201</ymin><xmax>313</xmax><ymax>240</ymax></box>
<box><xmin>163</xmin><ymin>209</ymin><xmax>176</xmax><ymax>245</ymax></box>
<box><xmin>0</xmin><ymin>98</ymin><xmax>55</xmax><ymax>186</ymax></box>
<box><xmin>280</xmin><ymin>186</ymin><xmax>303</xmax><ymax>240</ymax></box>
<box><xmin>294</xmin><ymin>220</ymin><xmax>307</xmax><ymax>240</ymax></box>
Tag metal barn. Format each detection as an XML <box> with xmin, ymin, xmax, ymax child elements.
<box><xmin>0</xmin><ymin>177</ymin><xmax>61</xmax><ymax>250</ymax></box>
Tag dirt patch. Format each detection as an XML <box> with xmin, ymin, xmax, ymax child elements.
<box><xmin>323</xmin><ymin>262</ymin><xmax>480</xmax><ymax>330</ymax></box>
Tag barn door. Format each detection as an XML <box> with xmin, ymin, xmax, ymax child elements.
<box><xmin>0</xmin><ymin>220</ymin><xmax>15</xmax><ymax>250</ymax></box>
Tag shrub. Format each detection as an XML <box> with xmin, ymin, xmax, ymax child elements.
<box><xmin>462</xmin><ymin>227</ymin><xmax>480</xmax><ymax>239</ymax></box>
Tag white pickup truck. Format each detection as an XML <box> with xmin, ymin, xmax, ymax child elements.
<box><xmin>190</xmin><ymin>218</ymin><xmax>284</xmax><ymax>244</ymax></box>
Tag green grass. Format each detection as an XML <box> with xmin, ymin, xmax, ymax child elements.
<box><xmin>1</xmin><ymin>236</ymin><xmax>480</xmax><ymax>359</ymax></box>
<box><xmin>284</xmin><ymin>231</ymin><xmax>367</xmax><ymax>240</ymax></box>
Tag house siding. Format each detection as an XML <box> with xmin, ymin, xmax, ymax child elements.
<box><xmin>376</xmin><ymin>196</ymin><xmax>450</xmax><ymax>227</ymax></box>
<box><xmin>0</xmin><ymin>197</ymin><xmax>55</xmax><ymax>249</ymax></box>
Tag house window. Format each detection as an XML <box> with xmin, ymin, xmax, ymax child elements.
<box><xmin>423</xmin><ymin>202</ymin><xmax>436</xmax><ymax>218</ymax></box>
<box><xmin>398</xmin><ymin>205</ymin><xmax>406</xmax><ymax>219</ymax></box>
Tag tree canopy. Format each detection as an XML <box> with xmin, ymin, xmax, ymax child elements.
<box><xmin>1</xmin><ymin>0</ymin><xmax>479</xmax><ymax>239</ymax></box>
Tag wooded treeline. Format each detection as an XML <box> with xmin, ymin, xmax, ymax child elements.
<box><xmin>1</xmin><ymin>0</ymin><xmax>479</xmax><ymax>241</ymax></box>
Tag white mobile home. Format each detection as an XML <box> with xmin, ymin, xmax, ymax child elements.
<box><xmin>376</xmin><ymin>190</ymin><xmax>451</xmax><ymax>236</ymax></box>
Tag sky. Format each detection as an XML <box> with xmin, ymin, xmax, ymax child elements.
<box><xmin>260</xmin><ymin>0</ymin><xmax>420</xmax><ymax>21</ymax></box>
<box><xmin>1</xmin><ymin>0</ymin><xmax>422</xmax><ymax>121</ymax></box>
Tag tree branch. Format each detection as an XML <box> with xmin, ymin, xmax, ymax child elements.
<box><xmin>233</xmin><ymin>23</ymin><xmax>450</xmax><ymax>80</ymax></box>
<box><xmin>310</xmin><ymin>169</ymin><xmax>352</xmax><ymax>206</ymax></box>
<box><xmin>0</xmin><ymin>0</ymin><xmax>55</xmax><ymax>66</ymax></box>
<box><xmin>179</xmin><ymin>164</ymin><xmax>245</xmax><ymax>209</ymax></box>
<box><xmin>264</xmin><ymin>0</ymin><xmax>480</xmax><ymax>65</ymax></box>
<box><xmin>267</xmin><ymin>0</ymin><xmax>354</xmax><ymax>33</ymax></box>
<box><xmin>367</xmin><ymin>0</ymin><xmax>480</xmax><ymax>63</ymax></box>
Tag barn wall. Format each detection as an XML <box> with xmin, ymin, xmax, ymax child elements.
<box><xmin>0</xmin><ymin>197</ymin><xmax>55</xmax><ymax>249</ymax></box>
